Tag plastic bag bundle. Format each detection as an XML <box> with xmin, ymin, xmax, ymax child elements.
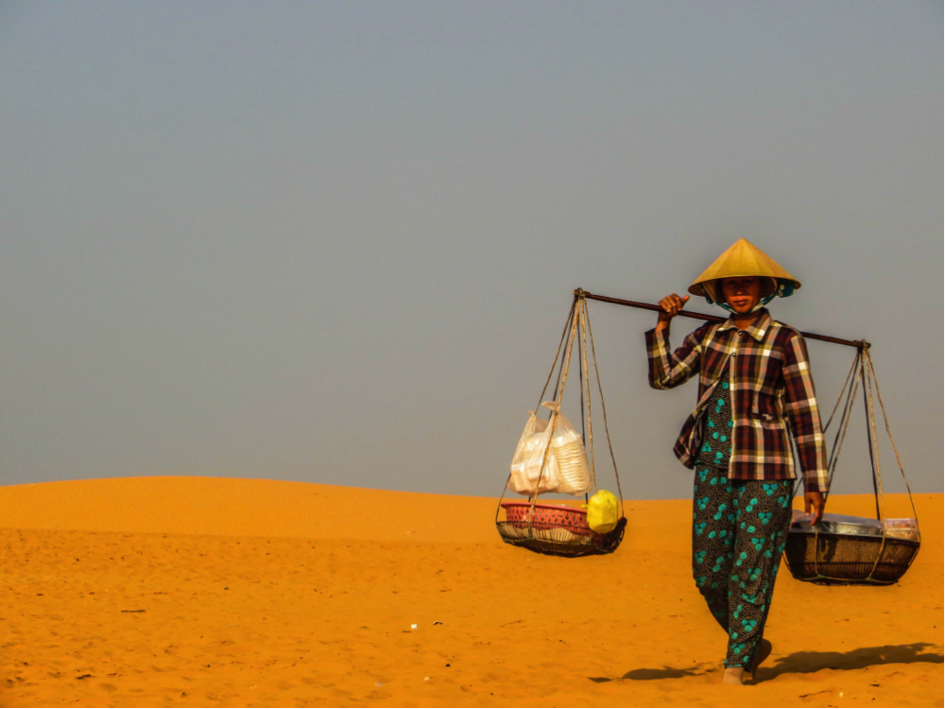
<box><xmin>508</xmin><ymin>402</ymin><xmax>594</xmax><ymax>495</ymax></box>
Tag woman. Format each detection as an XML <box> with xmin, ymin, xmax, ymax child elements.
<box><xmin>646</xmin><ymin>238</ymin><xmax>828</xmax><ymax>686</ymax></box>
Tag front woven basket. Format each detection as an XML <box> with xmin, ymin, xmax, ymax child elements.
<box><xmin>783</xmin><ymin>530</ymin><xmax>919</xmax><ymax>586</ymax></box>
<box><xmin>497</xmin><ymin>502</ymin><xmax>626</xmax><ymax>557</ymax></box>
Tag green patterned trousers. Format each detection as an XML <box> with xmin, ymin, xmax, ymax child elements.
<box><xmin>691</xmin><ymin>466</ymin><xmax>794</xmax><ymax>669</ymax></box>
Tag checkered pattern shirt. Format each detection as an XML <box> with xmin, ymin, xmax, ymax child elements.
<box><xmin>646</xmin><ymin>309</ymin><xmax>828</xmax><ymax>493</ymax></box>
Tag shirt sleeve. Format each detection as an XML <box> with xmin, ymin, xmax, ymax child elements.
<box><xmin>645</xmin><ymin>325</ymin><xmax>704</xmax><ymax>391</ymax></box>
<box><xmin>781</xmin><ymin>333</ymin><xmax>829</xmax><ymax>493</ymax></box>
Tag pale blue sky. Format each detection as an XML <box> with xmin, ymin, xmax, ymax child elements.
<box><xmin>0</xmin><ymin>1</ymin><xmax>940</xmax><ymax>499</ymax></box>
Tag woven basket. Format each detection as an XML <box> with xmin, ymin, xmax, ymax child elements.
<box><xmin>783</xmin><ymin>529</ymin><xmax>919</xmax><ymax>586</ymax></box>
<box><xmin>497</xmin><ymin>502</ymin><xmax>626</xmax><ymax>557</ymax></box>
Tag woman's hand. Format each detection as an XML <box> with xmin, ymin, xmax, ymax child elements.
<box><xmin>656</xmin><ymin>293</ymin><xmax>690</xmax><ymax>330</ymax></box>
<box><xmin>804</xmin><ymin>491</ymin><xmax>825</xmax><ymax>525</ymax></box>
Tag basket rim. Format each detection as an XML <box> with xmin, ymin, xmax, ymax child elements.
<box><xmin>500</xmin><ymin>501</ymin><xmax>586</xmax><ymax>513</ymax></box>
<box><xmin>786</xmin><ymin>528</ymin><xmax>921</xmax><ymax>546</ymax></box>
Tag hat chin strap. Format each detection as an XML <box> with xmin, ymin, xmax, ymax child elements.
<box><xmin>715</xmin><ymin>292</ymin><xmax>776</xmax><ymax>315</ymax></box>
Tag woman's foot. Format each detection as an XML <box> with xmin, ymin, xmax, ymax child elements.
<box><xmin>722</xmin><ymin>667</ymin><xmax>744</xmax><ymax>685</ymax></box>
<box><xmin>747</xmin><ymin>639</ymin><xmax>772</xmax><ymax>682</ymax></box>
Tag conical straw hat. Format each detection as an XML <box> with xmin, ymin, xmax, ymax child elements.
<box><xmin>688</xmin><ymin>238</ymin><xmax>801</xmax><ymax>298</ymax></box>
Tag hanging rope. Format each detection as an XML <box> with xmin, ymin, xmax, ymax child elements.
<box><xmin>825</xmin><ymin>356</ymin><xmax>862</xmax><ymax>498</ymax></box>
<box><xmin>525</xmin><ymin>302</ymin><xmax>581</xmax><ymax>532</ymax></box>
<box><xmin>822</xmin><ymin>348</ymin><xmax>861</xmax><ymax>435</ymax></box>
<box><xmin>582</xmin><ymin>295</ymin><xmax>626</xmax><ymax>519</ymax></box>
<box><xmin>542</xmin><ymin>299</ymin><xmax>578</xmax><ymax>409</ymax></box>
<box><xmin>579</xmin><ymin>302</ymin><xmax>596</xmax><ymax>493</ymax></box>
<box><xmin>861</xmin><ymin>353</ymin><xmax>884</xmax><ymax>522</ymax></box>
<box><xmin>496</xmin><ymin>301</ymin><xmax>576</xmax><ymax>525</ymax></box>
<box><xmin>869</xmin><ymin>351</ymin><xmax>921</xmax><ymax>539</ymax></box>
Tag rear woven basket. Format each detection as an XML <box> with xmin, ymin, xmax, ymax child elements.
<box><xmin>783</xmin><ymin>530</ymin><xmax>919</xmax><ymax>586</ymax></box>
<box><xmin>497</xmin><ymin>502</ymin><xmax>626</xmax><ymax>557</ymax></box>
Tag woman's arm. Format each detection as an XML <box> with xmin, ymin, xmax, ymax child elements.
<box><xmin>781</xmin><ymin>333</ymin><xmax>828</xmax><ymax>523</ymax></box>
<box><xmin>655</xmin><ymin>293</ymin><xmax>689</xmax><ymax>333</ymax></box>
<box><xmin>646</xmin><ymin>293</ymin><xmax>703</xmax><ymax>390</ymax></box>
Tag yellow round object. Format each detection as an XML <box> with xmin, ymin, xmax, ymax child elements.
<box><xmin>587</xmin><ymin>490</ymin><xmax>619</xmax><ymax>534</ymax></box>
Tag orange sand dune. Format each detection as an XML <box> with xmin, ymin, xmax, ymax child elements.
<box><xmin>0</xmin><ymin>477</ymin><xmax>940</xmax><ymax>708</ymax></box>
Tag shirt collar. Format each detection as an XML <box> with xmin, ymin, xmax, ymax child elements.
<box><xmin>717</xmin><ymin>309</ymin><xmax>771</xmax><ymax>342</ymax></box>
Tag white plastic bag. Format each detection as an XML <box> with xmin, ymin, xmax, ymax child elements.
<box><xmin>508</xmin><ymin>402</ymin><xmax>594</xmax><ymax>495</ymax></box>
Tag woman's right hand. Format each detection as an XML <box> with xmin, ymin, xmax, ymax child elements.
<box><xmin>657</xmin><ymin>293</ymin><xmax>690</xmax><ymax>324</ymax></box>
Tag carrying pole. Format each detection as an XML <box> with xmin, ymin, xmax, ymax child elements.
<box><xmin>577</xmin><ymin>289</ymin><xmax>869</xmax><ymax>350</ymax></box>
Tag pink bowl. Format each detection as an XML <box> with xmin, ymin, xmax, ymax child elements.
<box><xmin>501</xmin><ymin>501</ymin><xmax>591</xmax><ymax>533</ymax></box>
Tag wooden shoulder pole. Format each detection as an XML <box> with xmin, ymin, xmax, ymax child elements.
<box><xmin>576</xmin><ymin>289</ymin><xmax>869</xmax><ymax>350</ymax></box>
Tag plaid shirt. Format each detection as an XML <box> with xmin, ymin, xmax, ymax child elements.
<box><xmin>646</xmin><ymin>309</ymin><xmax>828</xmax><ymax>493</ymax></box>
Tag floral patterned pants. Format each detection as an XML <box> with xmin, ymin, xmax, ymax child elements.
<box><xmin>691</xmin><ymin>466</ymin><xmax>794</xmax><ymax>669</ymax></box>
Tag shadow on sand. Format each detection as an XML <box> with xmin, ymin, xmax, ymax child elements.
<box><xmin>589</xmin><ymin>642</ymin><xmax>943</xmax><ymax>684</ymax></box>
<box><xmin>761</xmin><ymin>642</ymin><xmax>943</xmax><ymax>681</ymax></box>
<box><xmin>589</xmin><ymin>665</ymin><xmax>711</xmax><ymax>682</ymax></box>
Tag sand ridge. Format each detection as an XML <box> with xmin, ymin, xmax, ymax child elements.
<box><xmin>0</xmin><ymin>477</ymin><xmax>940</xmax><ymax>707</ymax></box>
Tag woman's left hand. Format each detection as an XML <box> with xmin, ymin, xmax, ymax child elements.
<box><xmin>804</xmin><ymin>491</ymin><xmax>825</xmax><ymax>525</ymax></box>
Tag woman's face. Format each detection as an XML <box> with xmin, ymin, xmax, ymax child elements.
<box><xmin>720</xmin><ymin>276</ymin><xmax>762</xmax><ymax>315</ymax></box>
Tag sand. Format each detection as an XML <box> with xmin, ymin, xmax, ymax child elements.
<box><xmin>0</xmin><ymin>477</ymin><xmax>940</xmax><ymax>707</ymax></box>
